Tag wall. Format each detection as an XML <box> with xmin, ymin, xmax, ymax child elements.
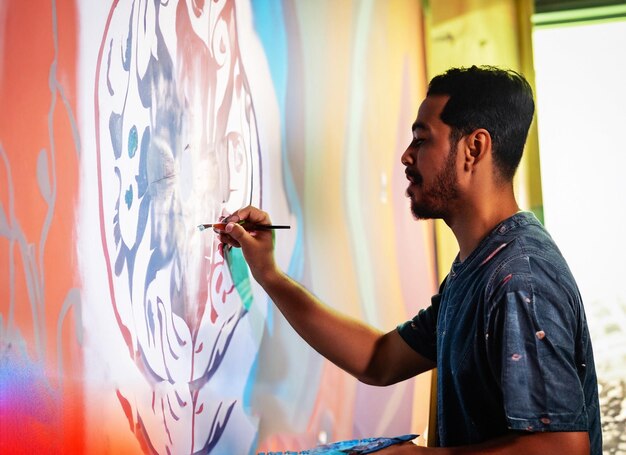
<box><xmin>533</xmin><ymin>17</ymin><xmax>626</xmax><ymax>453</ymax></box>
<box><xmin>0</xmin><ymin>1</ymin><xmax>436</xmax><ymax>453</ymax></box>
<box><xmin>421</xmin><ymin>0</ymin><xmax>542</xmax><ymax>278</ymax></box>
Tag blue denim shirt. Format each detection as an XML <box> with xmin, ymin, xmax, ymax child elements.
<box><xmin>398</xmin><ymin>212</ymin><xmax>602</xmax><ymax>453</ymax></box>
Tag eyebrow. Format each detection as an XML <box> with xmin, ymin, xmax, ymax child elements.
<box><xmin>412</xmin><ymin>121</ymin><xmax>429</xmax><ymax>132</ymax></box>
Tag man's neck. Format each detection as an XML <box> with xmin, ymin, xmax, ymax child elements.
<box><xmin>445</xmin><ymin>197</ymin><xmax>520</xmax><ymax>262</ymax></box>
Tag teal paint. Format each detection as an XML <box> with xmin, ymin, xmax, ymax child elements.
<box><xmin>128</xmin><ymin>125</ymin><xmax>138</xmax><ymax>158</ymax></box>
<box><xmin>224</xmin><ymin>247</ymin><xmax>253</xmax><ymax>311</ymax></box>
<box><xmin>124</xmin><ymin>185</ymin><xmax>133</xmax><ymax>209</ymax></box>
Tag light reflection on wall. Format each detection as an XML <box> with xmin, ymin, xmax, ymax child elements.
<box><xmin>533</xmin><ymin>17</ymin><xmax>626</xmax><ymax>452</ymax></box>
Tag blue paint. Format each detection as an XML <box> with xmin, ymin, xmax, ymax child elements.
<box><xmin>109</xmin><ymin>112</ymin><xmax>123</xmax><ymax>159</ymax></box>
<box><xmin>251</xmin><ymin>1</ymin><xmax>287</xmax><ymax>109</ymax></box>
<box><xmin>146</xmin><ymin>297</ymin><xmax>155</xmax><ymax>344</ymax></box>
<box><xmin>128</xmin><ymin>125</ymin><xmax>138</xmax><ymax>158</ymax></box>
<box><xmin>125</xmin><ymin>185</ymin><xmax>133</xmax><ymax>209</ymax></box>
<box><xmin>136</xmin><ymin>126</ymin><xmax>150</xmax><ymax>197</ymax></box>
<box><xmin>256</xmin><ymin>434</ymin><xmax>418</xmax><ymax>454</ymax></box>
<box><xmin>0</xmin><ymin>342</ymin><xmax>59</xmax><ymax>422</ymax></box>
<box><xmin>251</xmin><ymin>0</ymin><xmax>304</xmax><ymax>317</ymax></box>
<box><xmin>122</xmin><ymin>4</ymin><xmax>133</xmax><ymax>72</ymax></box>
<box><xmin>242</xmin><ymin>342</ymin><xmax>260</xmax><ymax>412</ymax></box>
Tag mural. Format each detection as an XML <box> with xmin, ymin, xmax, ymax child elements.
<box><xmin>94</xmin><ymin>0</ymin><xmax>264</xmax><ymax>452</ymax></box>
<box><xmin>0</xmin><ymin>0</ymin><xmax>84</xmax><ymax>453</ymax></box>
<box><xmin>1</xmin><ymin>0</ymin><xmax>435</xmax><ymax>453</ymax></box>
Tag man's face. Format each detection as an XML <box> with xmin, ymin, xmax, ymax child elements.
<box><xmin>402</xmin><ymin>95</ymin><xmax>460</xmax><ymax>220</ymax></box>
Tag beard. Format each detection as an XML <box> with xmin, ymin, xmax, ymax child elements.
<box><xmin>406</xmin><ymin>147</ymin><xmax>459</xmax><ymax>220</ymax></box>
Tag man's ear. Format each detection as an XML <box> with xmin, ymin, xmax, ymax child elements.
<box><xmin>464</xmin><ymin>128</ymin><xmax>491</xmax><ymax>171</ymax></box>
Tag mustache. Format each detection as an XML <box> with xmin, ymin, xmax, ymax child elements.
<box><xmin>405</xmin><ymin>168</ymin><xmax>423</xmax><ymax>185</ymax></box>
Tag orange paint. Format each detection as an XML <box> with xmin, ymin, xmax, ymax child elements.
<box><xmin>0</xmin><ymin>0</ymin><xmax>83</xmax><ymax>452</ymax></box>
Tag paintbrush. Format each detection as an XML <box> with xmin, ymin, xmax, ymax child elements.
<box><xmin>197</xmin><ymin>220</ymin><xmax>291</xmax><ymax>232</ymax></box>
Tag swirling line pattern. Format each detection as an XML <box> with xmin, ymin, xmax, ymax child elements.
<box><xmin>95</xmin><ymin>0</ymin><xmax>261</xmax><ymax>452</ymax></box>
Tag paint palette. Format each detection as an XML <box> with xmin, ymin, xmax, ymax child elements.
<box><xmin>258</xmin><ymin>434</ymin><xmax>418</xmax><ymax>454</ymax></box>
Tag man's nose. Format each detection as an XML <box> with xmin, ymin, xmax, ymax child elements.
<box><xmin>401</xmin><ymin>146</ymin><xmax>414</xmax><ymax>166</ymax></box>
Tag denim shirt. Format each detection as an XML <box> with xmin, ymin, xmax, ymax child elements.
<box><xmin>398</xmin><ymin>212</ymin><xmax>602</xmax><ymax>453</ymax></box>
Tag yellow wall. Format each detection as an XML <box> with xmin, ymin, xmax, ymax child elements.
<box><xmin>422</xmin><ymin>0</ymin><xmax>543</xmax><ymax>281</ymax></box>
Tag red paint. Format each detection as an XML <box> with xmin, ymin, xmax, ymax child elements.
<box><xmin>480</xmin><ymin>243</ymin><xmax>509</xmax><ymax>266</ymax></box>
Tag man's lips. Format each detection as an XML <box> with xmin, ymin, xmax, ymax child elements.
<box><xmin>405</xmin><ymin>168</ymin><xmax>422</xmax><ymax>185</ymax></box>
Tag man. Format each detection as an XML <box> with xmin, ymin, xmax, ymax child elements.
<box><xmin>216</xmin><ymin>66</ymin><xmax>602</xmax><ymax>454</ymax></box>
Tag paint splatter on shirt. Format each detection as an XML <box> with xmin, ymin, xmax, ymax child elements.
<box><xmin>398</xmin><ymin>212</ymin><xmax>602</xmax><ymax>453</ymax></box>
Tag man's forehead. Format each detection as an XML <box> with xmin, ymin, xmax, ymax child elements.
<box><xmin>413</xmin><ymin>95</ymin><xmax>449</xmax><ymax>131</ymax></box>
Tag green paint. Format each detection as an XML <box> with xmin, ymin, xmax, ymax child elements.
<box><xmin>224</xmin><ymin>247</ymin><xmax>253</xmax><ymax>311</ymax></box>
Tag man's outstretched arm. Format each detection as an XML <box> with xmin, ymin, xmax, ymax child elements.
<box><xmin>217</xmin><ymin>205</ymin><xmax>435</xmax><ymax>385</ymax></box>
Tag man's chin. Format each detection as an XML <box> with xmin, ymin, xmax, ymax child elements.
<box><xmin>410</xmin><ymin>201</ymin><xmax>442</xmax><ymax>221</ymax></box>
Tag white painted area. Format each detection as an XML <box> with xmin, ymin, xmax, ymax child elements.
<box><xmin>533</xmin><ymin>19</ymin><xmax>626</xmax><ymax>379</ymax></box>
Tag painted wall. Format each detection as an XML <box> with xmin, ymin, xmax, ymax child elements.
<box><xmin>0</xmin><ymin>1</ymin><xmax>436</xmax><ymax>453</ymax></box>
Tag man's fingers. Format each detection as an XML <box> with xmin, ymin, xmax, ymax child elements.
<box><xmin>227</xmin><ymin>205</ymin><xmax>271</xmax><ymax>225</ymax></box>
<box><xmin>217</xmin><ymin>233</ymin><xmax>240</xmax><ymax>248</ymax></box>
<box><xmin>214</xmin><ymin>205</ymin><xmax>271</xmax><ymax>250</ymax></box>
<box><xmin>225</xmin><ymin>219</ymin><xmax>272</xmax><ymax>250</ymax></box>
<box><xmin>224</xmin><ymin>221</ymin><xmax>248</xmax><ymax>243</ymax></box>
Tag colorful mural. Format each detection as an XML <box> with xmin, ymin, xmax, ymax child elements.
<box><xmin>1</xmin><ymin>0</ymin><xmax>435</xmax><ymax>453</ymax></box>
<box><xmin>92</xmin><ymin>0</ymin><xmax>265</xmax><ymax>452</ymax></box>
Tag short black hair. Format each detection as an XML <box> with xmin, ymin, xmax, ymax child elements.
<box><xmin>427</xmin><ymin>65</ymin><xmax>535</xmax><ymax>182</ymax></box>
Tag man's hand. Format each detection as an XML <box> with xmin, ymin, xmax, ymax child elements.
<box><xmin>216</xmin><ymin>205</ymin><xmax>280</xmax><ymax>285</ymax></box>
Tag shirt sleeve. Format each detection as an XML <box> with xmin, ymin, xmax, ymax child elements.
<box><xmin>486</xmin><ymin>263</ymin><xmax>590</xmax><ymax>433</ymax></box>
<box><xmin>396</xmin><ymin>289</ymin><xmax>442</xmax><ymax>363</ymax></box>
